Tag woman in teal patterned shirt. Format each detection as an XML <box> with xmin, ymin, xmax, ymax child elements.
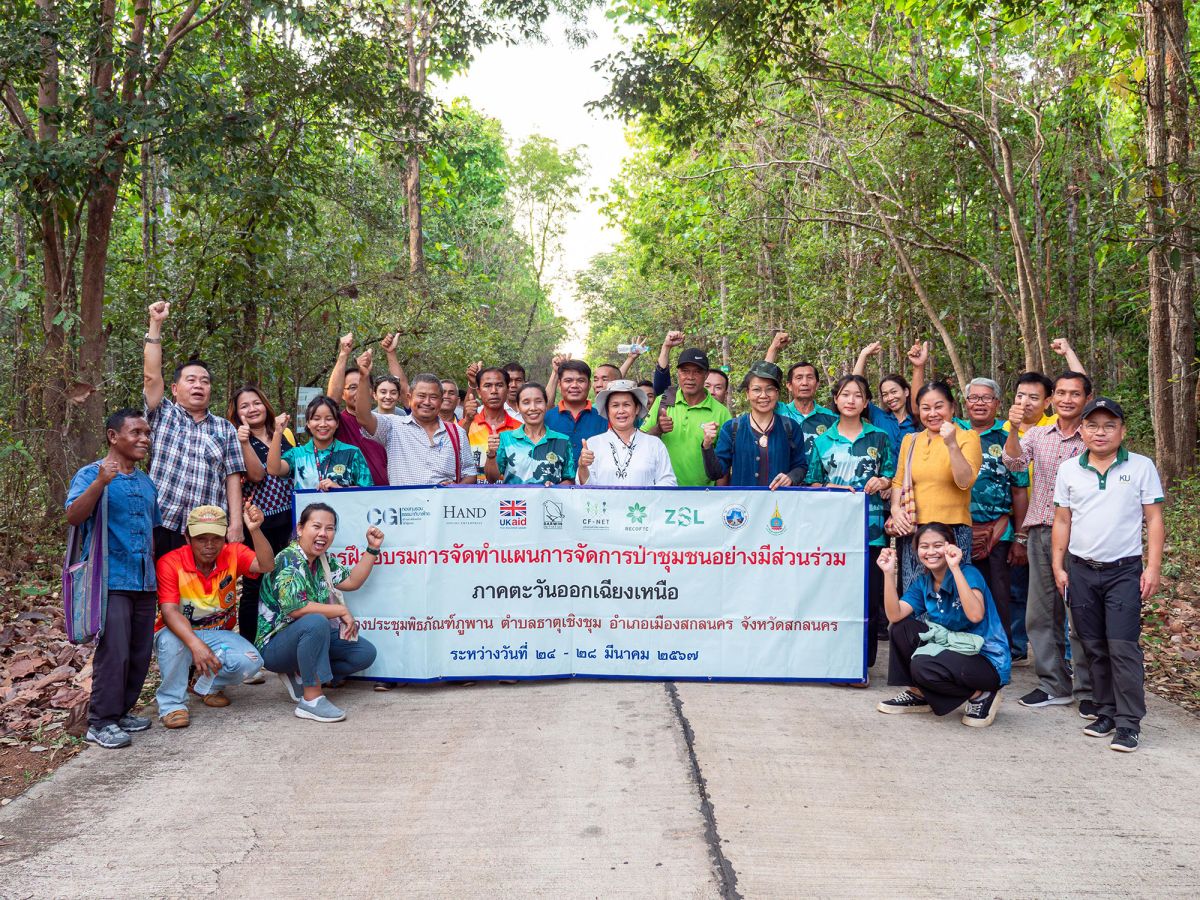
<box><xmin>483</xmin><ymin>382</ymin><xmax>576</xmax><ymax>485</ymax></box>
<box><xmin>807</xmin><ymin>374</ymin><xmax>895</xmax><ymax>679</ymax></box>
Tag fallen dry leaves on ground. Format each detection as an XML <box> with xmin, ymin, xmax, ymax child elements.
<box><xmin>0</xmin><ymin>564</ymin><xmax>93</xmax><ymax>743</ymax></box>
<box><xmin>1144</xmin><ymin>574</ymin><xmax>1200</xmax><ymax>715</ymax></box>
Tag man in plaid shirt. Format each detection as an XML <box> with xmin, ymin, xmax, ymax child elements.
<box><xmin>143</xmin><ymin>302</ymin><xmax>246</xmax><ymax>560</ymax></box>
<box><xmin>1003</xmin><ymin>370</ymin><xmax>1095</xmax><ymax>715</ymax></box>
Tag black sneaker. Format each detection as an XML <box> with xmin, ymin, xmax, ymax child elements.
<box><xmin>877</xmin><ymin>689</ymin><xmax>932</xmax><ymax>714</ymax></box>
<box><xmin>1083</xmin><ymin>715</ymin><xmax>1116</xmax><ymax>737</ymax></box>
<box><xmin>1077</xmin><ymin>700</ymin><xmax>1100</xmax><ymax>720</ymax></box>
<box><xmin>962</xmin><ymin>690</ymin><xmax>1001</xmax><ymax>727</ymax></box>
<box><xmin>118</xmin><ymin>713</ymin><xmax>151</xmax><ymax>733</ymax></box>
<box><xmin>1110</xmin><ymin>728</ymin><xmax>1140</xmax><ymax>753</ymax></box>
<box><xmin>1018</xmin><ymin>688</ymin><xmax>1073</xmax><ymax>708</ymax></box>
<box><xmin>85</xmin><ymin>724</ymin><xmax>131</xmax><ymax>749</ymax></box>
<box><xmin>1011</xmin><ymin>652</ymin><xmax>1031</xmax><ymax>668</ymax></box>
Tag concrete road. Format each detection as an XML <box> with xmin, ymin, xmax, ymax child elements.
<box><xmin>1</xmin><ymin>667</ymin><xmax>1198</xmax><ymax>899</ymax></box>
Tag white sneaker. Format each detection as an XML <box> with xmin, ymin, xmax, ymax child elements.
<box><xmin>243</xmin><ymin>671</ymin><xmax>266</xmax><ymax>685</ymax></box>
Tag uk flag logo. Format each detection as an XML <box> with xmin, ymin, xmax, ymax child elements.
<box><xmin>499</xmin><ymin>499</ymin><xmax>528</xmax><ymax>528</ymax></box>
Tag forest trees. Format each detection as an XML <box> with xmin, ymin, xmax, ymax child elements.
<box><xmin>0</xmin><ymin>1</ymin><xmax>579</xmax><ymax>514</ymax></box>
<box><xmin>591</xmin><ymin>0</ymin><xmax>1197</xmax><ymax>479</ymax></box>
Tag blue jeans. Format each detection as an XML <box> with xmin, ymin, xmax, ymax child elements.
<box><xmin>155</xmin><ymin>628</ymin><xmax>263</xmax><ymax>716</ymax></box>
<box><xmin>260</xmin><ymin>614</ymin><xmax>377</xmax><ymax>687</ymax></box>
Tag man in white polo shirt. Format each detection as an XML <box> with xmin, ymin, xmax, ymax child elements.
<box><xmin>1051</xmin><ymin>398</ymin><xmax>1164</xmax><ymax>753</ymax></box>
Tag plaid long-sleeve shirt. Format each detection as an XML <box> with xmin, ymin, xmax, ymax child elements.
<box><xmin>1002</xmin><ymin>421</ymin><xmax>1085</xmax><ymax>530</ymax></box>
<box><xmin>145</xmin><ymin>398</ymin><xmax>246</xmax><ymax>533</ymax></box>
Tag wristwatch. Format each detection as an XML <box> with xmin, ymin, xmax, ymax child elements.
<box><xmin>1014</xmin><ymin>533</ymin><xmax>1028</xmax><ymax>546</ymax></box>
<box><xmin>365</xmin><ymin>546</ymin><xmax>381</xmax><ymax>557</ymax></box>
<box><xmin>143</xmin><ymin>333</ymin><xmax>161</xmax><ymax>344</ymax></box>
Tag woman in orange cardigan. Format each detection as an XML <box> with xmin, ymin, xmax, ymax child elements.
<box><xmin>889</xmin><ymin>381</ymin><xmax>983</xmax><ymax>591</ymax></box>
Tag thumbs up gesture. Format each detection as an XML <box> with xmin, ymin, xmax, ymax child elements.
<box><xmin>487</xmin><ymin>432</ymin><xmax>500</xmax><ymax>456</ymax></box>
<box><xmin>578</xmin><ymin>439</ymin><xmax>594</xmax><ymax>468</ymax></box>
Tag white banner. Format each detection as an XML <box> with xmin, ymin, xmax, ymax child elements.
<box><xmin>295</xmin><ymin>485</ymin><xmax>868</xmax><ymax>682</ymax></box>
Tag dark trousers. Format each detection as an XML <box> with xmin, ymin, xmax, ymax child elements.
<box><xmin>887</xmin><ymin>616</ymin><xmax>1002</xmax><ymax>716</ymax></box>
<box><xmin>239</xmin><ymin>510</ymin><xmax>293</xmax><ymax>643</ymax></box>
<box><xmin>867</xmin><ymin>546</ymin><xmax>884</xmax><ymax>668</ymax></box>
<box><xmin>974</xmin><ymin>538</ymin><xmax>1013</xmax><ymax>645</ymax></box>
<box><xmin>153</xmin><ymin>526</ymin><xmax>188</xmax><ymax>562</ymax></box>
<box><xmin>89</xmin><ymin>591</ymin><xmax>157</xmax><ymax>728</ymax></box>
<box><xmin>1069</xmin><ymin>556</ymin><xmax>1146</xmax><ymax>730</ymax></box>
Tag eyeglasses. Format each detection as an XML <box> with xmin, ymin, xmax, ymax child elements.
<box><xmin>747</xmin><ymin>386</ymin><xmax>778</xmax><ymax>397</ymax></box>
<box><xmin>965</xmin><ymin>394</ymin><xmax>996</xmax><ymax>404</ymax></box>
<box><xmin>1083</xmin><ymin>421</ymin><xmax>1121</xmax><ymax>434</ymax></box>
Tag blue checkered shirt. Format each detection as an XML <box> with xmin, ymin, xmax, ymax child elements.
<box><xmin>145</xmin><ymin>398</ymin><xmax>246</xmax><ymax>533</ymax></box>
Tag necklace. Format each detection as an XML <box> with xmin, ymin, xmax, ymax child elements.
<box><xmin>749</xmin><ymin>415</ymin><xmax>774</xmax><ymax>448</ymax></box>
<box><xmin>609</xmin><ymin>431</ymin><xmax>637</xmax><ymax>479</ymax></box>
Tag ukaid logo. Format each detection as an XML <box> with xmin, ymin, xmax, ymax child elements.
<box><xmin>499</xmin><ymin>499</ymin><xmax>528</xmax><ymax>528</ymax></box>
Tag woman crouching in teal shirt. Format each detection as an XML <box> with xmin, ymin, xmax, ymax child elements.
<box><xmin>875</xmin><ymin>522</ymin><xmax>1011</xmax><ymax>727</ymax></box>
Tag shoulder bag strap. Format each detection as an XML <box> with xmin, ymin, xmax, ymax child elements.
<box><xmin>318</xmin><ymin>552</ymin><xmax>346</xmax><ymax>605</ymax></box>
<box><xmin>445</xmin><ymin>422</ymin><xmax>462</xmax><ymax>482</ymax></box>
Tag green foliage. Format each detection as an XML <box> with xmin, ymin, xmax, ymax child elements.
<box><xmin>584</xmin><ymin>0</ymin><xmax>1177</xmax><ymax>404</ymax></box>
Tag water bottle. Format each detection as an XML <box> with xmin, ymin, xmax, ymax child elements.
<box><xmin>195</xmin><ymin>643</ymin><xmax>229</xmax><ymax>695</ymax></box>
<box><xmin>617</xmin><ymin>343</ymin><xmax>649</xmax><ymax>354</ymax></box>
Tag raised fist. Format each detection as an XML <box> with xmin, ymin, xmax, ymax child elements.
<box><xmin>338</xmin><ymin>332</ymin><xmax>354</xmax><ymax>355</ymax></box>
<box><xmin>769</xmin><ymin>330</ymin><xmax>790</xmax><ymax>350</ymax></box>
<box><xmin>907</xmin><ymin>340</ymin><xmax>930</xmax><ymax>367</ymax></box>
<box><xmin>663</xmin><ymin>331</ymin><xmax>685</xmax><ymax>349</ymax></box>
<box><xmin>1006</xmin><ymin>402</ymin><xmax>1025</xmax><ymax>431</ymax></box>
<box><xmin>366</xmin><ymin>526</ymin><xmax>385</xmax><ymax>549</ymax></box>
<box><xmin>356</xmin><ymin>349</ymin><xmax>374</xmax><ymax>372</ymax></box>
<box><xmin>148</xmin><ymin>301</ymin><xmax>170</xmax><ymax>323</ymax></box>
<box><xmin>701</xmin><ymin>421</ymin><xmax>718</xmax><ymax>449</ymax></box>
<box><xmin>381</xmin><ymin>332</ymin><xmax>400</xmax><ymax>354</ymax></box>
<box><xmin>243</xmin><ymin>502</ymin><xmax>264</xmax><ymax>531</ymax></box>
<box><xmin>876</xmin><ymin>548</ymin><xmax>897</xmax><ymax>574</ymax></box>
<box><xmin>943</xmin><ymin>543</ymin><xmax>964</xmax><ymax>569</ymax></box>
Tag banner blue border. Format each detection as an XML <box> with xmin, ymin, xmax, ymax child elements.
<box><xmin>291</xmin><ymin>483</ymin><xmax>871</xmax><ymax>685</ymax></box>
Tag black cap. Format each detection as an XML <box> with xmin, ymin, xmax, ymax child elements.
<box><xmin>1081</xmin><ymin>397</ymin><xmax>1125</xmax><ymax>422</ymax></box>
<box><xmin>677</xmin><ymin>348</ymin><xmax>711</xmax><ymax>371</ymax></box>
<box><xmin>745</xmin><ymin>361</ymin><xmax>783</xmax><ymax>391</ymax></box>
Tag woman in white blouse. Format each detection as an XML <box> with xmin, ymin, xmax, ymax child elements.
<box><xmin>577</xmin><ymin>380</ymin><xmax>677</xmax><ymax>486</ymax></box>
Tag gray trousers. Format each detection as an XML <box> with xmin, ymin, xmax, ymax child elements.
<box><xmin>1069</xmin><ymin>556</ymin><xmax>1145</xmax><ymax>729</ymax></box>
<box><xmin>1026</xmin><ymin>526</ymin><xmax>1092</xmax><ymax>699</ymax></box>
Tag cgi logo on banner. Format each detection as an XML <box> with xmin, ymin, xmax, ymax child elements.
<box><xmin>367</xmin><ymin>505</ymin><xmax>430</xmax><ymax>526</ymax></box>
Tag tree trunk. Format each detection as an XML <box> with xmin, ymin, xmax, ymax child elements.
<box><xmin>1142</xmin><ymin>0</ymin><xmax>1195</xmax><ymax>482</ymax></box>
<box><xmin>1163</xmin><ymin>0</ymin><xmax>1195</xmax><ymax>474</ymax></box>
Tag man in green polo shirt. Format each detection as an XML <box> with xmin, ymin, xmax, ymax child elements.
<box><xmin>643</xmin><ymin>347</ymin><xmax>731</xmax><ymax>486</ymax></box>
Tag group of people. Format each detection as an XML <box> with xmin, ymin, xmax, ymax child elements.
<box><xmin>66</xmin><ymin>301</ymin><xmax>1165</xmax><ymax>755</ymax></box>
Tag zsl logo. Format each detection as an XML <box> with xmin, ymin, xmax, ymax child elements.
<box><xmin>664</xmin><ymin>506</ymin><xmax>705</xmax><ymax>526</ymax></box>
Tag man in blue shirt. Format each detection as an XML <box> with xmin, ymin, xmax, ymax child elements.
<box><xmin>65</xmin><ymin>408</ymin><xmax>162</xmax><ymax>749</ymax></box>
<box><xmin>544</xmin><ymin>359</ymin><xmax>608</xmax><ymax>463</ymax></box>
